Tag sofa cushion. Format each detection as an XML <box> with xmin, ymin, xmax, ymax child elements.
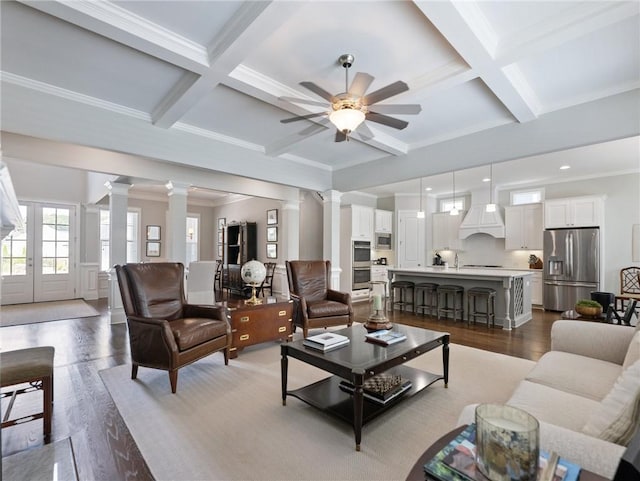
<box><xmin>623</xmin><ymin>330</ymin><xmax>640</xmax><ymax>370</ymax></box>
<box><xmin>582</xmin><ymin>360</ymin><xmax>640</xmax><ymax>446</ymax></box>
<box><xmin>525</xmin><ymin>351</ymin><xmax>621</xmax><ymax>401</ymax></box>
<box><xmin>507</xmin><ymin>380</ymin><xmax>600</xmax><ymax>431</ymax></box>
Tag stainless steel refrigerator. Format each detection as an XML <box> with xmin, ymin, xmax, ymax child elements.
<box><xmin>543</xmin><ymin>227</ymin><xmax>600</xmax><ymax>311</ymax></box>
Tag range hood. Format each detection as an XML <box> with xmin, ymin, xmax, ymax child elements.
<box><xmin>458</xmin><ymin>189</ymin><xmax>505</xmax><ymax>239</ymax></box>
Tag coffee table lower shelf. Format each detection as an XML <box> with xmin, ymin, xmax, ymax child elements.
<box><xmin>286</xmin><ymin>365</ymin><xmax>442</xmax><ymax>426</ymax></box>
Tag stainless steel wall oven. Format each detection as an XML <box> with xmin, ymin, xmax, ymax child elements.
<box><xmin>352</xmin><ymin>241</ymin><xmax>371</xmax><ymax>289</ymax></box>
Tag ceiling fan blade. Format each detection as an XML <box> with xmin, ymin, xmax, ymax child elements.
<box><xmin>335</xmin><ymin>130</ymin><xmax>347</xmax><ymax>142</ymax></box>
<box><xmin>363</xmin><ymin>80</ymin><xmax>409</xmax><ymax>106</ymax></box>
<box><xmin>356</xmin><ymin>122</ymin><xmax>375</xmax><ymax>141</ymax></box>
<box><xmin>298</xmin><ymin>119</ymin><xmax>330</xmax><ymax>136</ymax></box>
<box><xmin>279</xmin><ymin>96</ymin><xmax>328</xmax><ymax>108</ymax></box>
<box><xmin>300</xmin><ymin>81</ymin><xmax>335</xmax><ymax>102</ymax></box>
<box><xmin>365</xmin><ymin>112</ymin><xmax>409</xmax><ymax>130</ymax></box>
<box><xmin>367</xmin><ymin>104</ymin><xmax>421</xmax><ymax>115</ymax></box>
<box><xmin>348</xmin><ymin>72</ymin><xmax>375</xmax><ymax>98</ymax></box>
<box><xmin>280</xmin><ymin>112</ymin><xmax>327</xmax><ymax>124</ymax></box>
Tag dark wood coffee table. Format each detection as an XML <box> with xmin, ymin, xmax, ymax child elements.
<box><xmin>281</xmin><ymin>324</ymin><xmax>449</xmax><ymax>450</ymax></box>
<box><xmin>406</xmin><ymin>425</ymin><xmax>609</xmax><ymax>481</ymax></box>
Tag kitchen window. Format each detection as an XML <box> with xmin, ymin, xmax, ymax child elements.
<box><xmin>440</xmin><ymin>198</ymin><xmax>464</xmax><ymax>213</ymax></box>
<box><xmin>511</xmin><ymin>188</ymin><xmax>545</xmax><ymax>205</ymax></box>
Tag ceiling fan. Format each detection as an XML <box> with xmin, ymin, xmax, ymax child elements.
<box><xmin>280</xmin><ymin>54</ymin><xmax>421</xmax><ymax>142</ymax></box>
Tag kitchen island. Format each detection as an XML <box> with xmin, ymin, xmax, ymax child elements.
<box><xmin>387</xmin><ymin>267</ymin><xmax>533</xmax><ymax>330</ymax></box>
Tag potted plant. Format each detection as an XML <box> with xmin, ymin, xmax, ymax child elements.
<box><xmin>574</xmin><ymin>299</ymin><xmax>603</xmax><ymax>318</ymax></box>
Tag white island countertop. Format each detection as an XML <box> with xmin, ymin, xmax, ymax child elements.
<box><xmin>387</xmin><ymin>267</ymin><xmax>533</xmax><ymax>330</ymax></box>
<box><xmin>387</xmin><ymin>266</ymin><xmax>533</xmax><ymax>279</ymax></box>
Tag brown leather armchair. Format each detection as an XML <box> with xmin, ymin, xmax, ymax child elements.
<box><xmin>286</xmin><ymin>260</ymin><xmax>353</xmax><ymax>338</ymax></box>
<box><xmin>115</xmin><ymin>262</ymin><xmax>231</xmax><ymax>393</ymax></box>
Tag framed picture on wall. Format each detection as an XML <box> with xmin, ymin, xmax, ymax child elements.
<box><xmin>146</xmin><ymin>242</ymin><xmax>161</xmax><ymax>257</ymax></box>
<box><xmin>218</xmin><ymin>231</ymin><xmax>223</xmax><ymax>244</ymax></box>
<box><xmin>266</xmin><ymin>243</ymin><xmax>277</xmax><ymax>259</ymax></box>
<box><xmin>266</xmin><ymin>209</ymin><xmax>278</xmax><ymax>225</ymax></box>
<box><xmin>218</xmin><ymin>218</ymin><xmax>226</xmax><ymax>231</ymax></box>
<box><xmin>267</xmin><ymin>226</ymin><xmax>277</xmax><ymax>242</ymax></box>
<box><xmin>146</xmin><ymin>225</ymin><xmax>161</xmax><ymax>240</ymax></box>
<box><xmin>218</xmin><ymin>245</ymin><xmax>223</xmax><ymax>258</ymax></box>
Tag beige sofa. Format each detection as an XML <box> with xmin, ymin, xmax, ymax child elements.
<box><xmin>459</xmin><ymin>320</ymin><xmax>640</xmax><ymax>479</ymax></box>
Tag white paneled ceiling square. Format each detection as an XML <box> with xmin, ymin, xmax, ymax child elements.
<box><xmin>112</xmin><ymin>1</ymin><xmax>242</xmax><ymax>47</ymax></box>
<box><xmin>1</xmin><ymin>1</ymin><xmax>186</xmax><ymax>114</ymax></box>
<box><xmin>515</xmin><ymin>16</ymin><xmax>640</xmax><ymax>111</ymax></box>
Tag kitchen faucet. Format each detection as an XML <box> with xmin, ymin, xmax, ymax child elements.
<box><xmin>454</xmin><ymin>252</ymin><xmax>459</xmax><ymax>269</ymax></box>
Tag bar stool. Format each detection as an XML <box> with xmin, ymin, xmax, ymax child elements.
<box><xmin>0</xmin><ymin>346</ymin><xmax>55</xmax><ymax>441</ymax></box>
<box><xmin>437</xmin><ymin>285</ymin><xmax>464</xmax><ymax>322</ymax></box>
<box><xmin>467</xmin><ymin>287</ymin><xmax>497</xmax><ymax>327</ymax></box>
<box><xmin>390</xmin><ymin>281</ymin><xmax>415</xmax><ymax>312</ymax></box>
<box><xmin>415</xmin><ymin>282</ymin><xmax>438</xmax><ymax>316</ymax></box>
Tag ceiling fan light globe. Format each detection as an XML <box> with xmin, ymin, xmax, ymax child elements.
<box><xmin>329</xmin><ymin>108</ymin><xmax>365</xmax><ymax>134</ymax></box>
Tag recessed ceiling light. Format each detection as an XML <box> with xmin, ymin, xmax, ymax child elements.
<box><xmin>482</xmin><ymin>177</ymin><xmax>491</xmax><ymax>182</ymax></box>
<box><xmin>425</xmin><ymin>187</ymin><xmax>432</xmax><ymax>191</ymax></box>
<box><xmin>560</xmin><ymin>165</ymin><xmax>571</xmax><ymax>170</ymax></box>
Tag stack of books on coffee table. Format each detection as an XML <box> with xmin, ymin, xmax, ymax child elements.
<box><xmin>303</xmin><ymin>332</ymin><xmax>350</xmax><ymax>352</ymax></box>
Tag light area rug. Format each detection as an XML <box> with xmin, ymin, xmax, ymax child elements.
<box><xmin>100</xmin><ymin>341</ymin><xmax>535</xmax><ymax>481</ymax></box>
<box><xmin>0</xmin><ymin>299</ymin><xmax>100</xmax><ymax>327</ymax></box>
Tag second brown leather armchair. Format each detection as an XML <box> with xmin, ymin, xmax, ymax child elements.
<box><xmin>115</xmin><ymin>262</ymin><xmax>231</xmax><ymax>393</ymax></box>
<box><xmin>286</xmin><ymin>260</ymin><xmax>353</xmax><ymax>338</ymax></box>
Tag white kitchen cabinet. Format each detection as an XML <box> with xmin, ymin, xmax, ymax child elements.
<box><xmin>530</xmin><ymin>271</ymin><xmax>543</xmax><ymax>306</ymax></box>
<box><xmin>544</xmin><ymin>196</ymin><xmax>603</xmax><ymax>229</ymax></box>
<box><xmin>432</xmin><ymin>211</ymin><xmax>466</xmax><ymax>251</ymax></box>
<box><xmin>375</xmin><ymin>209</ymin><xmax>393</xmax><ymax>233</ymax></box>
<box><xmin>345</xmin><ymin>205</ymin><xmax>373</xmax><ymax>240</ymax></box>
<box><xmin>505</xmin><ymin>204</ymin><xmax>543</xmax><ymax>250</ymax></box>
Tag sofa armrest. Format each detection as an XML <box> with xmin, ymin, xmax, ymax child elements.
<box><xmin>457</xmin><ymin>403</ymin><xmax>625</xmax><ymax>479</ymax></box>
<box><xmin>551</xmin><ymin>320</ymin><xmax>635</xmax><ymax>365</ymax></box>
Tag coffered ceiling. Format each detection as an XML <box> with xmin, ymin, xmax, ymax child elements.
<box><xmin>1</xmin><ymin>1</ymin><xmax>639</xmax><ymax>198</ymax></box>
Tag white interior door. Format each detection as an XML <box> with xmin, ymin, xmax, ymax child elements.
<box><xmin>1</xmin><ymin>202</ymin><xmax>76</xmax><ymax>304</ymax></box>
<box><xmin>397</xmin><ymin>210</ymin><xmax>424</xmax><ymax>268</ymax></box>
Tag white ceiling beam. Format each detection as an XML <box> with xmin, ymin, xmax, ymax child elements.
<box><xmin>152</xmin><ymin>2</ymin><xmax>302</xmax><ymax>128</ymax></box>
<box><xmin>18</xmin><ymin>0</ymin><xmax>210</xmax><ymax>74</ymax></box>
<box><xmin>415</xmin><ymin>0</ymin><xmax>538</xmax><ymax>123</ymax></box>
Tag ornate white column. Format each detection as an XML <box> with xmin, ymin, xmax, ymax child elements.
<box><xmin>166</xmin><ymin>181</ymin><xmax>189</xmax><ymax>265</ymax></box>
<box><xmin>322</xmin><ymin>190</ymin><xmax>342</xmax><ymax>289</ymax></box>
<box><xmin>106</xmin><ymin>181</ymin><xmax>130</xmax><ymax>324</ymax></box>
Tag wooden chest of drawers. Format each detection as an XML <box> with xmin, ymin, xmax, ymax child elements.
<box><xmin>224</xmin><ymin>299</ymin><xmax>293</xmax><ymax>358</ymax></box>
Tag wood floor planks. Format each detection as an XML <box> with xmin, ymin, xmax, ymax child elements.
<box><xmin>0</xmin><ymin>296</ymin><xmax>559</xmax><ymax>480</ymax></box>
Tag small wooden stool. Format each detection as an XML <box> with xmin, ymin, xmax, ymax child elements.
<box><xmin>0</xmin><ymin>346</ymin><xmax>55</xmax><ymax>441</ymax></box>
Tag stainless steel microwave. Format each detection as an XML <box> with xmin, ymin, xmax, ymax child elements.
<box><xmin>375</xmin><ymin>233</ymin><xmax>392</xmax><ymax>250</ymax></box>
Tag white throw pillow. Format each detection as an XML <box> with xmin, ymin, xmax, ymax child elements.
<box><xmin>623</xmin><ymin>331</ymin><xmax>640</xmax><ymax>370</ymax></box>
<box><xmin>582</xmin><ymin>360</ymin><xmax>640</xmax><ymax>446</ymax></box>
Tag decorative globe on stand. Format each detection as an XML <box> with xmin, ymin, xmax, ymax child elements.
<box><xmin>241</xmin><ymin>260</ymin><xmax>267</xmax><ymax>305</ymax></box>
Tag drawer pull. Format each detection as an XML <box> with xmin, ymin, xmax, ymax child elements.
<box><xmin>278</xmin><ymin>326</ymin><xmax>287</xmax><ymax>333</ymax></box>
<box><xmin>278</xmin><ymin>310</ymin><xmax>287</xmax><ymax>316</ymax></box>
<box><xmin>240</xmin><ymin>316</ymin><xmax>250</xmax><ymax>323</ymax></box>
<box><xmin>239</xmin><ymin>334</ymin><xmax>249</xmax><ymax>341</ymax></box>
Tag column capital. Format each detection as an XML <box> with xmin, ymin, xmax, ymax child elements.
<box><xmin>82</xmin><ymin>203</ymin><xmax>101</xmax><ymax>214</ymax></box>
<box><xmin>165</xmin><ymin>181</ymin><xmax>190</xmax><ymax>196</ymax></box>
<box><xmin>322</xmin><ymin>190</ymin><xmax>342</xmax><ymax>203</ymax></box>
<box><xmin>105</xmin><ymin>181</ymin><xmax>131</xmax><ymax>196</ymax></box>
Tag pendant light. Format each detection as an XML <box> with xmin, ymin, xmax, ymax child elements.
<box><xmin>450</xmin><ymin>171</ymin><xmax>459</xmax><ymax>216</ymax></box>
<box><xmin>486</xmin><ymin>163</ymin><xmax>496</xmax><ymax>212</ymax></box>
<box><xmin>417</xmin><ymin>177</ymin><xmax>425</xmax><ymax>219</ymax></box>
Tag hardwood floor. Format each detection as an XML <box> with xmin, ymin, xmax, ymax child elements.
<box><xmin>0</xmin><ymin>297</ymin><xmax>560</xmax><ymax>480</ymax></box>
